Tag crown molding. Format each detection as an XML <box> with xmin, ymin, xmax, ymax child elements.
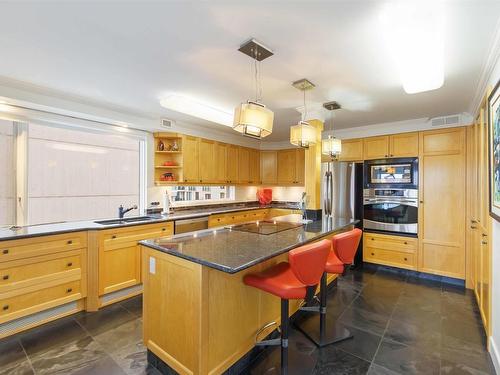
<box><xmin>469</xmin><ymin>17</ymin><xmax>500</xmax><ymax>116</ymax></box>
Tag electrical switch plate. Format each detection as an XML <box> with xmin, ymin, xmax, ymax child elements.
<box><xmin>149</xmin><ymin>257</ymin><xmax>156</xmax><ymax>274</ymax></box>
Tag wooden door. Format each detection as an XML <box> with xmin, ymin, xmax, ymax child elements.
<box><xmin>199</xmin><ymin>138</ymin><xmax>216</xmax><ymax>183</ymax></box>
<box><xmin>214</xmin><ymin>142</ymin><xmax>227</xmax><ymax>184</ymax></box>
<box><xmin>261</xmin><ymin>151</ymin><xmax>277</xmax><ymax>185</ymax></box>
<box><xmin>295</xmin><ymin>149</ymin><xmax>305</xmax><ymax>185</ymax></box>
<box><xmin>226</xmin><ymin>145</ymin><xmax>239</xmax><ymax>184</ymax></box>
<box><xmin>238</xmin><ymin>147</ymin><xmax>250</xmax><ymax>184</ymax></box>
<box><xmin>182</xmin><ymin>135</ymin><xmax>199</xmax><ymax>183</ymax></box>
<box><xmin>277</xmin><ymin>149</ymin><xmax>296</xmax><ymax>184</ymax></box>
<box><xmin>249</xmin><ymin>149</ymin><xmax>260</xmax><ymax>185</ymax></box>
<box><xmin>390</xmin><ymin>132</ymin><xmax>419</xmax><ymax>157</ymax></box>
<box><xmin>338</xmin><ymin>139</ymin><xmax>363</xmax><ymax>161</ymax></box>
<box><xmin>363</xmin><ymin>136</ymin><xmax>389</xmax><ymax>160</ymax></box>
<box><xmin>418</xmin><ymin>128</ymin><xmax>466</xmax><ymax>279</ymax></box>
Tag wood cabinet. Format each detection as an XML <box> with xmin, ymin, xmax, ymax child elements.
<box><xmin>214</xmin><ymin>142</ymin><xmax>227</xmax><ymax>184</ymax></box>
<box><xmin>338</xmin><ymin>139</ymin><xmax>363</xmax><ymax>161</ymax></box>
<box><xmin>199</xmin><ymin>138</ymin><xmax>216</xmax><ymax>184</ymax></box>
<box><xmin>277</xmin><ymin>149</ymin><xmax>305</xmax><ymax>185</ymax></box>
<box><xmin>226</xmin><ymin>145</ymin><xmax>239</xmax><ymax>184</ymax></box>
<box><xmin>182</xmin><ymin>135</ymin><xmax>199</xmax><ymax>183</ymax></box>
<box><xmin>418</xmin><ymin>127</ymin><xmax>466</xmax><ymax>279</ymax></box>
<box><xmin>363</xmin><ymin>232</ymin><xmax>417</xmax><ymax>270</ymax></box>
<box><xmin>97</xmin><ymin>222</ymin><xmax>173</xmax><ymax>301</ymax></box>
<box><xmin>261</xmin><ymin>151</ymin><xmax>277</xmax><ymax>185</ymax></box>
<box><xmin>363</xmin><ymin>132</ymin><xmax>419</xmax><ymax>159</ymax></box>
<box><xmin>249</xmin><ymin>148</ymin><xmax>260</xmax><ymax>184</ymax></box>
<box><xmin>238</xmin><ymin>147</ymin><xmax>250</xmax><ymax>184</ymax></box>
<box><xmin>207</xmin><ymin>208</ymin><xmax>300</xmax><ymax>228</ymax></box>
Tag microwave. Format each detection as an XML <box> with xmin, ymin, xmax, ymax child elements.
<box><xmin>364</xmin><ymin>157</ymin><xmax>418</xmax><ymax>189</ymax></box>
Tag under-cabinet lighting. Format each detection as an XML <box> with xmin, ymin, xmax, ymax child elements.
<box><xmin>380</xmin><ymin>2</ymin><xmax>444</xmax><ymax>94</ymax></box>
<box><xmin>160</xmin><ymin>95</ymin><xmax>233</xmax><ymax>126</ymax></box>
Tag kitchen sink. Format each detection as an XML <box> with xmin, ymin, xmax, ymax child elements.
<box><xmin>95</xmin><ymin>216</ymin><xmax>157</xmax><ymax>226</ymax></box>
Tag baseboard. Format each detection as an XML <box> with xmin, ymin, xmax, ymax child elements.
<box><xmin>490</xmin><ymin>336</ymin><xmax>500</xmax><ymax>375</ymax></box>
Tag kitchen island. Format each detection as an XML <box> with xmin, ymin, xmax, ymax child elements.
<box><xmin>139</xmin><ymin>214</ymin><xmax>357</xmax><ymax>375</ymax></box>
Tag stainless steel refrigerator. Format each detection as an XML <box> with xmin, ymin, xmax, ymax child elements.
<box><xmin>321</xmin><ymin>161</ymin><xmax>364</xmax><ymax>266</ymax></box>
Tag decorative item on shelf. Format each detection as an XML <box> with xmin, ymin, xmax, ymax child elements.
<box><xmin>172</xmin><ymin>140</ymin><xmax>179</xmax><ymax>151</ymax></box>
<box><xmin>163</xmin><ymin>161</ymin><xmax>177</xmax><ymax>167</ymax></box>
<box><xmin>322</xmin><ymin>101</ymin><xmax>342</xmax><ymax>160</ymax></box>
<box><xmin>290</xmin><ymin>79</ymin><xmax>316</xmax><ymax>148</ymax></box>
<box><xmin>233</xmin><ymin>38</ymin><xmax>274</xmax><ymax>139</ymax></box>
<box><xmin>158</xmin><ymin>140</ymin><xmax>165</xmax><ymax>151</ymax></box>
<box><xmin>165</xmin><ymin>143</ymin><xmax>172</xmax><ymax>151</ymax></box>
<box><xmin>488</xmin><ymin>79</ymin><xmax>500</xmax><ymax>221</ymax></box>
<box><xmin>159</xmin><ymin>172</ymin><xmax>175</xmax><ymax>182</ymax></box>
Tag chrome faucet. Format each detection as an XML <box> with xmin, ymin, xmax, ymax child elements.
<box><xmin>118</xmin><ymin>205</ymin><xmax>138</xmax><ymax>219</ymax></box>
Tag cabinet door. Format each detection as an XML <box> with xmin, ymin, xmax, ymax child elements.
<box><xmin>238</xmin><ymin>147</ymin><xmax>250</xmax><ymax>184</ymax></box>
<box><xmin>295</xmin><ymin>149</ymin><xmax>305</xmax><ymax>185</ymax></box>
<box><xmin>363</xmin><ymin>136</ymin><xmax>390</xmax><ymax>160</ymax></box>
<box><xmin>199</xmin><ymin>138</ymin><xmax>216</xmax><ymax>183</ymax></box>
<box><xmin>261</xmin><ymin>151</ymin><xmax>277</xmax><ymax>185</ymax></box>
<box><xmin>182</xmin><ymin>136</ymin><xmax>199</xmax><ymax>183</ymax></box>
<box><xmin>100</xmin><ymin>246</ymin><xmax>140</xmax><ymax>295</ymax></box>
<box><xmin>390</xmin><ymin>132</ymin><xmax>419</xmax><ymax>157</ymax></box>
<box><xmin>277</xmin><ymin>149</ymin><xmax>296</xmax><ymax>184</ymax></box>
<box><xmin>214</xmin><ymin>142</ymin><xmax>227</xmax><ymax>184</ymax></box>
<box><xmin>249</xmin><ymin>149</ymin><xmax>260</xmax><ymax>184</ymax></box>
<box><xmin>338</xmin><ymin>139</ymin><xmax>363</xmax><ymax>161</ymax></box>
<box><xmin>419</xmin><ymin>128</ymin><xmax>466</xmax><ymax>279</ymax></box>
<box><xmin>226</xmin><ymin>145</ymin><xmax>239</xmax><ymax>184</ymax></box>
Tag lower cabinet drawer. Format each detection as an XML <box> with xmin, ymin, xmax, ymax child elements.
<box><xmin>0</xmin><ymin>251</ymin><xmax>82</xmax><ymax>294</ymax></box>
<box><xmin>363</xmin><ymin>247</ymin><xmax>416</xmax><ymax>270</ymax></box>
<box><xmin>0</xmin><ymin>280</ymin><xmax>82</xmax><ymax>324</ymax></box>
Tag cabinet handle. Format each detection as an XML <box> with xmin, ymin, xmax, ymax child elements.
<box><xmin>2</xmin><ymin>249</ymin><xmax>9</xmax><ymax>255</ymax></box>
<box><xmin>67</xmin><ymin>240</ymin><xmax>73</xmax><ymax>245</ymax></box>
<box><xmin>404</xmin><ymin>257</ymin><xmax>408</xmax><ymax>261</ymax></box>
<box><xmin>162</xmin><ymin>228</ymin><xmax>166</xmax><ymax>231</ymax></box>
<box><xmin>482</xmin><ymin>240</ymin><xmax>488</xmax><ymax>245</ymax></box>
<box><xmin>419</xmin><ymin>201</ymin><xmax>424</xmax><ymax>204</ymax></box>
<box><xmin>112</xmin><ymin>235</ymin><xmax>117</xmax><ymax>239</ymax></box>
<box><xmin>371</xmin><ymin>252</ymin><xmax>375</xmax><ymax>256</ymax></box>
<box><xmin>471</xmin><ymin>219</ymin><xmax>478</xmax><ymax>224</ymax></box>
<box><xmin>66</xmin><ymin>288</ymin><xmax>73</xmax><ymax>293</ymax></box>
<box><xmin>404</xmin><ymin>241</ymin><xmax>408</xmax><ymax>245</ymax></box>
<box><xmin>67</xmin><ymin>262</ymin><xmax>73</xmax><ymax>267</ymax></box>
<box><xmin>371</xmin><ymin>238</ymin><xmax>374</xmax><ymax>241</ymax></box>
<box><xmin>2</xmin><ymin>305</ymin><xmax>8</xmax><ymax>311</ymax></box>
<box><xmin>482</xmin><ymin>233</ymin><xmax>487</xmax><ymax>237</ymax></box>
<box><xmin>2</xmin><ymin>275</ymin><xmax>9</xmax><ymax>280</ymax></box>
<box><xmin>471</xmin><ymin>225</ymin><xmax>477</xmax><ymax>229</ymax></box>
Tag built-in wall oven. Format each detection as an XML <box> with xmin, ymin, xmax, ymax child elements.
<box><xmin>363</xmin><ymin>188</ymin><xmax>418</xmax><ymax>235</ymax></box>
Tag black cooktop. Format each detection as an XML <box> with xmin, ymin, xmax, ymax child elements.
<box><xmin>229</xmin><ymin>220</ymin><xmax>304</xmax><ymax>235</ymax></box>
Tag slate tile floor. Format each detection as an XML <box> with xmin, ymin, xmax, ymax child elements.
<box><xmin>0</xmin><ymin>265</ymin><xmax>495</xmax><ymax>375</ymax></box>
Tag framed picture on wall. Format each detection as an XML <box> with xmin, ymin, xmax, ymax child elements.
<box><xmin>489</xmin><ymin>79</ymin><xmax>500</xmax><ymax>221</ymax></box>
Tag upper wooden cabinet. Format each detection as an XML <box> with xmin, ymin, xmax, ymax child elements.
<box><xmin>277</xmin><ymin>149</ymin><xmax>305</xmax><ymax>185</ymax></box>
<box><xmin>363</xmin><ymin>132</ymin><xmax>419</xmax><ymax>159</ymax></box>
<box><xmin>182</xmin><ymin>135</ymin><xmax>199</xmax><ymax>183</ymax></box>
<box><xmin>338</xmin><ymin>139</ymin><xmax>363</xmax><ymax>161</ymax></box>
<box><xmin>198</xmin><ymin>138</ymin><xmax>216</xmax><ymax>184</ymax></box>
<box><xmin>226</xmin><ymin>145</ymin><xmax>239</xmax><ymax>184</ymax></box>
<box><xmin>249</xmin><ymin>148</ymin><xmax>260</xmax><ymax>185</ymax></box>
<box><xmin>238</xmin><ymin>147</ymin><xmax>250</xmax><ymax>184</ymax></box>
<box><xmin>214</xmin><ymin>142</ymin><xmax>227</xmax><ymax>184</ymax></box>
<box><xmin>261</xmin><ymin>151</ymin><xmax>277</xmax><ymax>185</ymax></box>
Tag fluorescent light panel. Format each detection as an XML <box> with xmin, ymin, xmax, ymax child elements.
<box><xmin>381</xmin><ymin>2</ymin><xmax>444</xmax><ymax>94</ymax></box>
<box><xmin>160</xmin><ymin>95</ymin><xmax>233</xmax><ymax>127</ymax></box>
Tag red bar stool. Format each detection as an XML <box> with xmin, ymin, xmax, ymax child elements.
<box><xmin>244</xmin><ymin>239</ymin><xmax>331</xmax><ymax>375</ymax></box>
<box><xmin>295</xmin><ymin>228</ymin><xmax>362</xmax><ymax>347</ymax></box>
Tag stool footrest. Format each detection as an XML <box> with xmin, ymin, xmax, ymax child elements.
<box><xmin>299</xmin><ymin>305</ymin><xmax>321</xmax><ymax>313</ymax></box>
<box><xmin>255</xmin><ymin>338</ymin><xmax>281</xmax><ymax>347</ymax></box>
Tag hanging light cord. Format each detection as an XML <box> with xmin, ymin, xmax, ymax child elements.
<box><xmin>253</xmin><ymin>48</ymin><xmax>263</xmax><ymax>103</ymax></box>
<box><xmin>302</xmin><ymin>88</ymin><xmax>307</xmax><ymax>122</ymax></box>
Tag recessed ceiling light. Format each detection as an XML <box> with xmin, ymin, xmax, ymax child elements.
<box><xmin>160</xmin><ymin>95</ymin><xmax>233</xmax><ymax>127</ymax></box>
<box><xmin>380</xmin><ymin>2</ymin><xmax>444</xmax><ymax>94</ymax></box>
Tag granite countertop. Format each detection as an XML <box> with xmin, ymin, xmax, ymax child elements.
<box><xmin>0</xmin><ymin>202</ymin><xmax>299</xmax><ymax>241</ymax></box>
<box><xmin>140</xmin><ymin>215</ymin><xmax>358</xmax><ymax>274</ymax></box>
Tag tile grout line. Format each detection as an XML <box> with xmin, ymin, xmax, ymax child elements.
<box><xmin>19</xmin><ymin>337</ymin><xmax>37</xmax><ymax>375</ymax></box>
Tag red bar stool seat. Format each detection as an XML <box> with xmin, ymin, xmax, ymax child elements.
<box><xmin>295</xmin><ymin>228</ymin><xmax>362</xmax><ymax>347</ymax></box>
<box><xmin>244</xmin><ymin>239</ymin><xmax>331</xmax><ymax>375</ymax></box>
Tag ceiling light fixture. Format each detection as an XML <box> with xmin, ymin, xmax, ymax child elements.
<box><xmin>290</xmin><ymin>79</ymin><xmax>317</xmax><ymax>148</ymax></box>
<box><xmin>322</xmin><ymin>101</ymin><xmax>342</xmax><ymax>159</ymax></box>
<box><xmin>380</xmin><ymin>2</ymin><xmax>444</xmax><ymax>94</ymax></box>
<box><xmin>233</xmin><ymin>39</ymin><xmax>274</xmax><ymax>139</ymax></box>
<box><xmin>160</xmin><ymin>95</ymin><xmax>233</xmax><ymax>127</ymax></box>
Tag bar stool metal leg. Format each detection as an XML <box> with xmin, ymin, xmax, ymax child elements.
<box><xmin>281</xmin><ymin>299</ymin><xmax>289</xmax><ymax>375</ymax></box>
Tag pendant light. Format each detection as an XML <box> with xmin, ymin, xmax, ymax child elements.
<box><xmin>290</xmin><ymin>79</ymin><xmax>316</xmax><ymax>148</ymax></box>
<box><xmin>322</xmin><ymin>101</ymin><xmax>342</xmax><ymax>159</ymax></box>
<box><xmin>233</xmin><ymin>39</ymin><xmax>274</xmax><ymax>139</ymax></box>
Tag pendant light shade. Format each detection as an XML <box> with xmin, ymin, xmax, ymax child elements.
<box><xmin>233</xmin><ymin>101</ymin><xmax>274</xmax><ymax>139</ymax></box>
<box><xmin>322</xmin><ymin>135</ymin><xmax>342</xmax><ymax>158</ymax></box>
<box><xmin>290</xmin><ymin>121</ymin><xmax>316</xmax><ymax>148</ymax></box>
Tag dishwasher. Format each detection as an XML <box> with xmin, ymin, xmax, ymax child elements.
<box><xmin>174</xmin><ymin>216</ymin><xmax>209</xmax><ymax>234</ymax></box>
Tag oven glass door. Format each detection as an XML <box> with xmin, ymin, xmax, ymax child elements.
<box><xmin>370</xmin><ymin>164</ymin><xmax>412</xmax><ymax>184</ymax></box>
<box><xmin>364</xmin><ymin>201</ymin><xmax>418</xmax><ymax>233</ymax></box>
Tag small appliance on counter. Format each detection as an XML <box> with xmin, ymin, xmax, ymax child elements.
<box><xmin>146</xmin><ymin>202</ymin><xmax>163</xmax><ymax>215</ymax></box>
<box><xmin>257</xmin><ymin>188</ymin><xmax>272</xmax><ymax>205</ymax></box>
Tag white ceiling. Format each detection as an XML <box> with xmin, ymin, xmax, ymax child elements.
<box><xmin>0</xmin><ymin>1</ymin><xmax>499</xmax><ymax>141</ymax></box>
